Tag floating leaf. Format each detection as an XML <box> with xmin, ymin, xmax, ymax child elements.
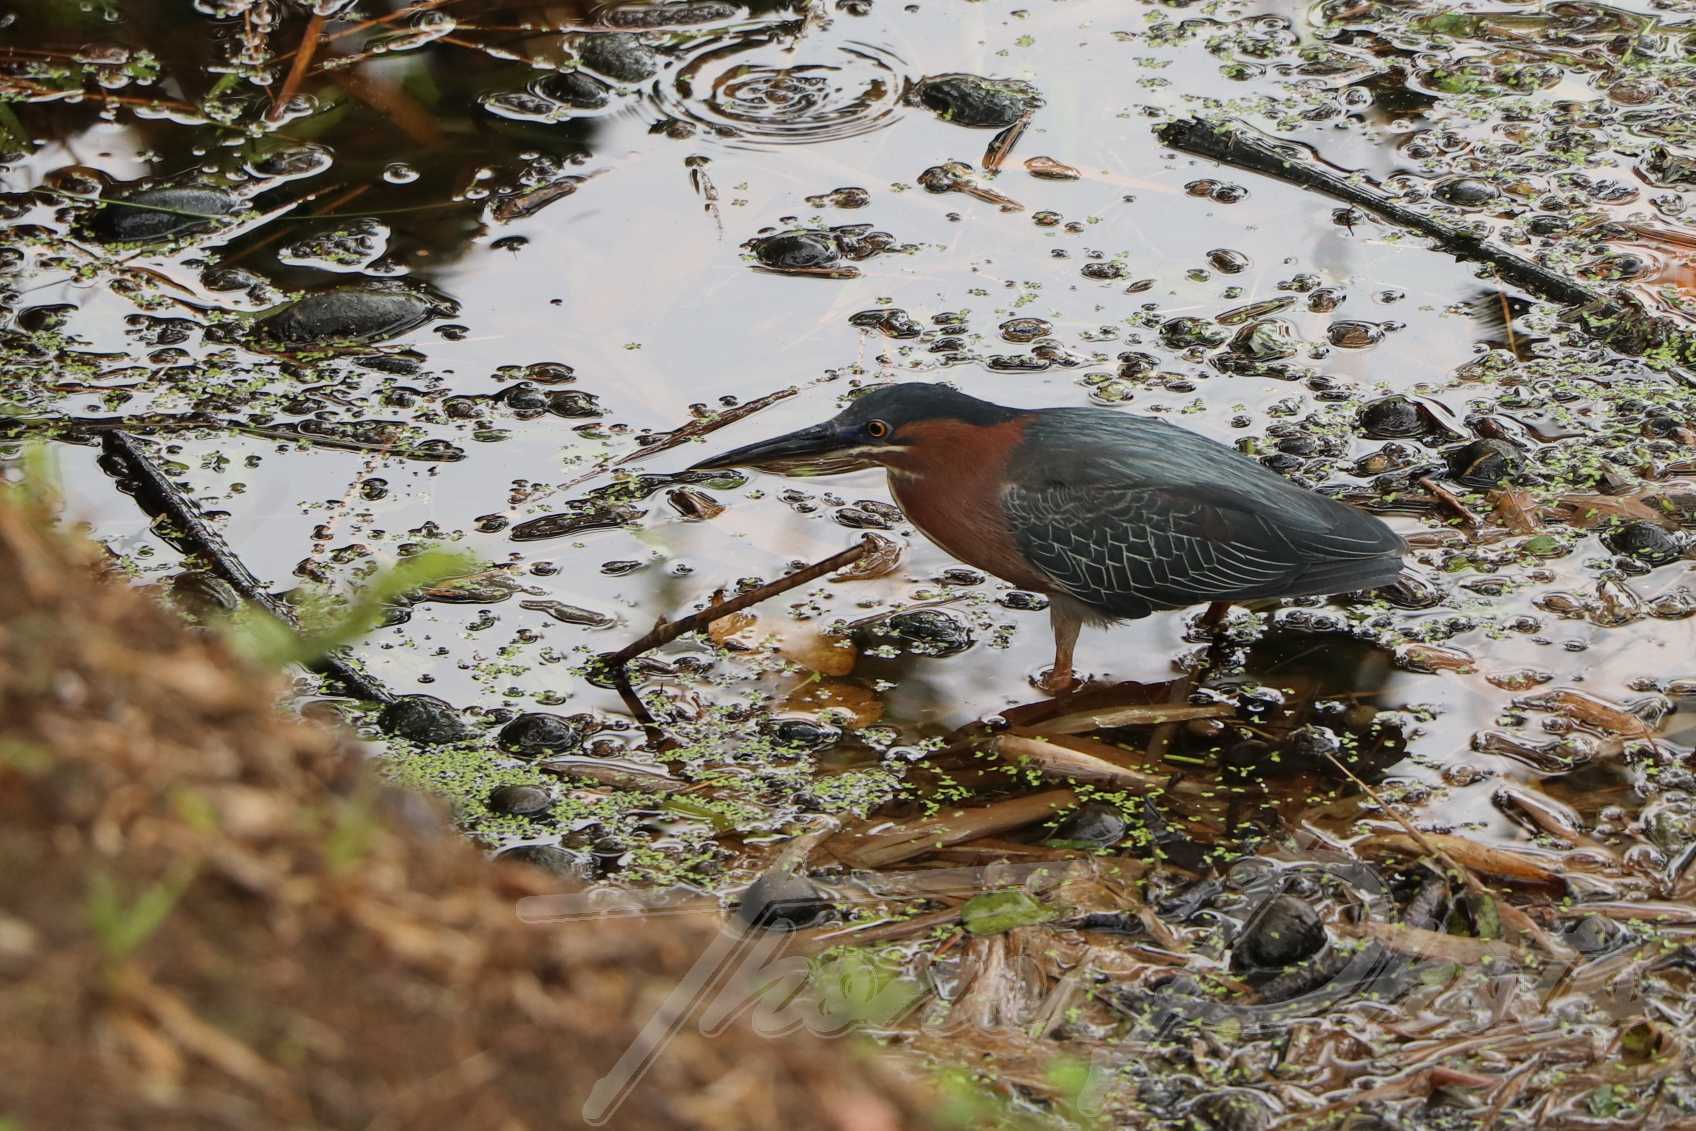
<box><xmin>962</xmin><ymin>890</ymin><xmax>1057</xmax><ymax>935</ymax></box>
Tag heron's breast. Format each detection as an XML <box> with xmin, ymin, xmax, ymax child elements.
<box><xmin>883</xmin><ymin>418</ymin><xmax>1049</xmax><ymax>591</ymax></box>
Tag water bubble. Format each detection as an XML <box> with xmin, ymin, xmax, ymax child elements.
<box><xmin>383</xmin><ymin>162</ymin><xmax>419</xmax><ymax>184</ymax></box>
<box><xmin>244</xmin><ymin>142</ymin><xmax>333</xmax><ymax>181</ymax></box>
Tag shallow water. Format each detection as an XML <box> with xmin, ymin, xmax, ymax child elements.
<box><xmin>7</xmin><ymin>0</ymin><xmax>1694</xmax><ymax>839</ymax></box>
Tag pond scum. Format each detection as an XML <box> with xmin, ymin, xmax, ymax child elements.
<box><xmin>8</xmin><ymin>0</ymin><xmax>1696</xmax><ymax>1126</ymax></box>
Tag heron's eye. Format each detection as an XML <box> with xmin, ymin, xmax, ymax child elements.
<box><xmin>865</xmin><ymin>419</ymin><xmax>892</xmax><ymax>440</ymax></box>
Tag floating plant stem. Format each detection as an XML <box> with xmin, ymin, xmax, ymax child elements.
<box><xmin>1156</xmin><ymin>117</ymin><xmax>1598</xmax><ymax>306</ymax></box>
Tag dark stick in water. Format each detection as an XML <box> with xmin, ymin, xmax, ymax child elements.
<box><xmin>599</xmin><ymin>535</ymin><xmax>877</xmax><ymax>748</ymax></box>
<box><xmin>1156</xmin><ymin>116</ymin><xmax>1696</xmax><ymax>383</ymax></box>
<box><xmin>1155</xmin><ymin>116</ymin><xmax>1599</xmax><ymax>306</ymax></box>
<box><xmin>100</xmin><ymin>430</ymin><xmax>395</xmax><ymax>704</ymax></box>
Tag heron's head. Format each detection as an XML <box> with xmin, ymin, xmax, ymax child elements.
<box><xmin>687</xmin><ymin>383</ymin><xmax>1015</xmax><ymax>476</ymax></box>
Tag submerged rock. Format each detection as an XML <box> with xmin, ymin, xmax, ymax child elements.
<box><xmin>488</xmin><ymin>783</ymin><xmax>553</xmax><ymax>816</ymax></box>
<box><xmin>767</xmin><ymin>717</ymin><xmax>843</xmax><ymax>752</ymax></box>
<box><xmin>1228</xmin><ymin>318</ymin><xmax>1299</xmax><ymax>361</ymax></box>
<box><xmin>910</xmin><ymin>73</ymin><xmax>1042</xmax><ymax>128</ymax></box>
<box><xmin>1160</xmin><ymin>316</ymin><xmax>1228</xmax><ymax>350</ymax></box>
<box><xmin>378</xmin><ymin>694</ymin><xmax>471</xmax><ymax>745</ymax></box>
<box><xmin>1357</xmin><ymin>394</ymin><xmax>1430</xmax><ymax>439</ymax></box>
<box><xmin>751</xmin><ymin>230</ymin><xmax>842</xmax><ymax>270</ymax></box>
<box><xmin>575</xmin><ymin>33</ymin><xmax>660</xmax><ymax>82</ymax></box>
<box><xmin>497</xmin><ymin>712</ymin><xmax>583</xmax><ymax>757</ymax></box>
<box><xmin>736</xmin><ymin>869</ymin><xmax>833</xmax><ymax>931</ymax></box>
<box><xmin>90</xmin><ymin>184</ymin><xmax>241</xmax><ymax>243</ymax></box>
<box><xmin>534</xmin><ymin>70</ymin><xmax>615</xmax><ymax>109</ymax></box>
<box><xmin>1049</xmin><ymin>801</ymin><xmax>1128</xmax><ymax>848</ymax></box>
<box><xmin>1606</xmin><ymin>521</ymin><xmax>1683</xmax><ymax>566</ymax></box>
<box><xmin>1444</xmin><ymin>438</ymin><xmax>1522</xmax><ymax>488</ymax></box>
<box><xmin>745</xmin><ymin>225</ymin><xmax>896</xmax><ymax>275</ymax></box>
<box><xmin>496</xmin><ymin>842</ymin><xmax>589</xmax><ymax>878</ymax></box>
<box><xmin>1191</xmin><ymin>1090</ymin><xmax>1276</xmax><ymax>1131</ymax></box>
<box><xmin>1231</xmin><ymin>894</ymin><xmax>1326</xmax><ymax>972</ymax></box>
<box><xmin>254</xmin><ymin>283</ymin><xmax>457</xmax><ymax>347</ymax></box>
<box><xmin>1434</xmin><ymin>177</ymin><xmax>1501</xmax><ymax>207</ymax></box>
<box><xmin>868</xmin><ymin>608</ymin><xmax>974</xmax><ymax>656</ymax></box>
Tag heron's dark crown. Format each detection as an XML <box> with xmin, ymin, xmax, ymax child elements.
<box><xmin>835</xmin><ymin>383</ymin><xmax>1018</xmax><ymax>430</ymax></box>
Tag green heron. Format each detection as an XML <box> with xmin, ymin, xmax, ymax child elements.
<box><xmin>691</xmin><ymin>384</ymin><xmax>1406</xmax><ymax>692</ymax></box>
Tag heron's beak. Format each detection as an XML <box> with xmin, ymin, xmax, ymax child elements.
<box><xmin>688</xmin><ymin>421</ymin><xmax>876</xmax><ymax>476</ymax></box>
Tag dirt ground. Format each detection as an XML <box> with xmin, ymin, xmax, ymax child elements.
<box><xmin>0</xmin><ymin>490</ymin><xmax>935</xmax><ymax>1131</ymax></box>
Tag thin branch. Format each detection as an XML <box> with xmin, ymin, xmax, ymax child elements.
<box><xmin>1156</xmin><ymin>117</ymin><xmax>1598</xmax><ymax>307</ymax></box>
<box><xmin>1323</xmin><ymin>748</ymin><xmax>1572</xmax><ymax>959</ymax></box>
<box><xmin>261</xmin><ymin>0</ymin><xmax>463</xmax><ymax>67</ymax></box>
<box><xmin>599</xmin><ymin>536</ymin><xmax>877</xmax><ymax>746</ymax></box>
<box><xmin>100</xmin><ymin>431</ymin><xmax>394</xmax><ymax>704</ymax></box>
<box><xmin>604</xmin><ymin>536</ymin><xmax>877</xmax><ymax>670</ymax></box>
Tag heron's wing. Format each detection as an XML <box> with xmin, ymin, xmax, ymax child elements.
<box><xmin>1003</xmin><ymin>481</ymin><xmax>1402</xmax><ymax>617</ymax></box>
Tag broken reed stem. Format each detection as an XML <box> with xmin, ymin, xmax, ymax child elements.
<box><xmin>982</xmin><ymin>113</ymin><xmax>1031</xmax><ymax>173</ymax></box>
<box><xmin>100</xmin><ymin>431</ymin><xmax>394</xmax><ymax>704</ymax></box>
<box><xmin>269</xmin><ymin>12</ymin><xmax>327</xmax><ymax>121</ymax></box>
<box><xmin>1417</xmin><ymin>475</ymin><xmax>1484</xmax><ymax>533</ymax></box>
<box><xmin>601</xmin><ymin>536</ymin><xmax>878</xmax><ymax>743</ymax></box>
<box><xmin>13</xmin><ymin>411</ymin><xmax>459</xmax><ymax>462</ymax></box>
<box><xmin>1497</xmin><ymin>283</ymin><xmax>1519</xmax><ymax>357</ymax></box>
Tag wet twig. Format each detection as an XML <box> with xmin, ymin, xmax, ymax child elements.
<box><xmin>825</xmin><ymin>789</ymin><xmax>1080</xmax><ymax>869</ymax></box>
<box><xmin>1417</xmin><ymin>475</ymin><xmax>1484</xmax><ymax>533</ymax></box>
<box><xmin>269</xmin><ymin>12</ymin><xmax>327</xmax><ymax>121</ymax></box>
<box><xmin>10</xmin><ymin>412</ymin><xmax>462</xmax><ymax>462</ymax></box>
<box><xmin>598</xmin><ymin>536</ymin><xmax>877</xmax><ymax>747</ymax></box>
<box><xmin>1325</xmin><ymin>749</ymin><xmax>1574</xmax><ymax>959</ymax></box>
<box><xmin>264</xmin><ymin>0</ymin><xmax>464</xmax><ymax>68</ymax></box>
<box><xmin>99</xmin><ymin>431</ymin><xmax>394</xmax><ymax>704</ymax></box>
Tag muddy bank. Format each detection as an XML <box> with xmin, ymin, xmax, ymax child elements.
<box><xmin>0</xmin><ymin>492</ymin><xmax>932</xmax><ymax>1130</ymax></box>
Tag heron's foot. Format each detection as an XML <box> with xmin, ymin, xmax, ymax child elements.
<box><xmin>1035</xmin><ymin>664</ymin><xmax>1080</xmax><ymax>696</ymax></box>
<box><xmin>1184</xmin><ymin>600</ymin><xmax>1236</xmax><ymax>645</ymax></box>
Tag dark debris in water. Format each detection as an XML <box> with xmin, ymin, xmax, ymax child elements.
<box><xmin>909</xmin><ymin>73</ymin><xmax>1043</xmax><ymax>129</ymax></box>
<box><xmin>88</xmin><ymin>184</ymin><xmax>243</xmax><ymax>243</ymax></box>
<box><xmin>251</xmin><ymin>283</ymin><xmax>458</xmax><ymax>347</ymax></box>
